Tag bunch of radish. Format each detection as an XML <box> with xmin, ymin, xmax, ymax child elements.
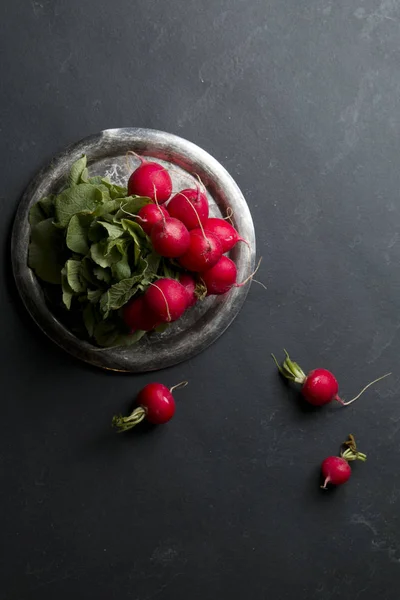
<box><xmin>123</xmin><ymin>153</ymin><xmax>252</xmax><ymax>333</ymax></box>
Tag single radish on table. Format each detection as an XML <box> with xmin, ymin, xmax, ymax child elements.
<box><xmin>112</xmin><ymin>381</ymin><xmax>188</xmax><ymax>430</ymax></box>
<box><xmin>144</xmin><ymin>278</ymin><xmax>188</xmax><ymax>323</ymax></box>
<box><xmin>167</xmin><ymin>186</ymin><xmax>209</xmax><ymax>230</ymax></box>
<box><xmin>127</xmin><ymin>153</ymin><xmax>172</xmax><ymax>203</ymax></box>
<box><xmin>204</xmin><ymin>217</ymin><xmax>249</xmax><ymax>253</ymax></box>
<box><xmin>136</xmin><ymin>204</ymin><xmax>169</xmax><ymax>236</ymax></box>
<box><xmin>178</xmin><ymin>229</ymin><xmax>222</xmax><ymax>272</ymax></box>
<box><xmin>321</xmin><ymin>435</ymin><xmax>366</xmax><ymax>489</ymax></box>
<box><xmin>272</xmin><ymin>350</ymin><xmax>390</xmax><ymax>407</ymax></box>
<box><xmin>122</xmin><ymin>295</ymin><xmax>160</xmax><ymax>332</ymax></box>
<box><xmin>150</xmin><ymin>217</ymin><xmax>190</xmax><ymax>258</ymax></box>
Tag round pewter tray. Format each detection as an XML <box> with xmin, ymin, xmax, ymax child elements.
<box><xmin>12</xmin><ymin>128</ymin><xmax>256</xmax><ymax>372</ymax></box>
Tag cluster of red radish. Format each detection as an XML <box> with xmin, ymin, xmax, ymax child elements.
<box><xmin>272</xmin><ymin>350</ymin><xmax>391</xmax><ymax>490</ymax></box>
<box><xmin>122</xmin><ymin>153</ymin><xmax>250</xmax><ymax>333</ymax></box>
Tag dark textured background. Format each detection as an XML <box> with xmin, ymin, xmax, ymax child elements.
<box><xmin>2</xmin><ymin>1</ymin><xmax>400</xmax><ymax>598</ymax></box>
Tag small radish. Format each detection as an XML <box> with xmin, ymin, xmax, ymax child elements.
<box><xmin>178</xmin><ymin>229</ymin><xmax>222</xmax><ymax>272</ymax></box>
<box><xmin>272</xmin><ymin>350</ymin><xmax>390</xmax><ymax>407</ymax></box>
<box><xmin>203</xmin><ymin>218</ymin><xmax>248</xmax><ymax>253</ymax></box>
<box><xmin>112</xmin><ymin>381</ymin><xmax>188</xmax><ymax>430</ymax></box>
<box><xmin>200</xmin><ymin>256</ymin><xmax>237</xmax><ymax>295</ymax></box>
<box><xmin>179</xmin><ymin>273</ymin><xmax>197</xmax><ymax>308</ymax></box>
<box><xmin>136</xmin><ymin>204</ymin><xmax>169</xmax><ymax>236</ymax></box>
<box><xmin>167</xmin><ymin>187</ymin><xmax>209</xmax><ymax>230</ymax></box>
<box><xmin>321</xmin><ymin>435</ymin><xmax>366</xmax><ymax>489</ymax></box>
<box><xmin>144</xmin><ymin>278</ymin><xmax>188</xmax><ymax>322</ymax></box>
<box><xmin>150</xmin><ymin>217</ymin><xmax>190</xmax><ymax>258</ymax></box>
<box><xmin>122</xmin><ymin>296</ymin><xmax>160</xmax><ymax>332</ymax></box>
<box><xmin>127</xmin><ymin>154</ymin><xmax>172</xmax><ymax>203</ymax></box>
<box><xmin>200</xmin><ymin>256</ymin><xmax>264</xmax><ymax>295</ymax></box>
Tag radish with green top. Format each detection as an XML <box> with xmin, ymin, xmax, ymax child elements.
<box><xmin>321</xmin><ymin>435</ymin><xmax>366</xmax><ymax>489</ymax></box>
<box><xmin>272</xmin><ymin>350</ymin><xmax>390</xmax><ymax>406</ymax></box>
<box><xmin>112</xmin><ymin>381</ymin><xmax>188</xmax><ymax>430</ymax></box>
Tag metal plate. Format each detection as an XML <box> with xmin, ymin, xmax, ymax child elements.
<box><xmin>11</xmin><ymin>128</ymin><xmax>256</xmax><ymax>372</ymax></box>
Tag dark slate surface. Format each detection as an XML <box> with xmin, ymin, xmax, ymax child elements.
<box><xmin>1</xmin><ymin>1</ymin><xmax>400</xmax><ymax>598</ymax></box>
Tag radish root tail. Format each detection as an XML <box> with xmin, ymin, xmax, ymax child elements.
<box><xmin>335</xmin><ymin>372</ymin><xmax>391</xmax><ymax>406</ymax></box>
<box><xmin>236</xmin><ymin>257</ymin><xmax>265</xmax><ymax>288</ymax></box>
<box><xmin>169</xmin><ymin>381</ymin><xmax>189</xmax><ymax>393</ymax></box>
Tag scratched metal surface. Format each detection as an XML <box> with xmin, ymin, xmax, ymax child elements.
<box><xmin>11</xmin><ymin>128</ymin><xmax>256</xmax><ymax>371</ymax></box>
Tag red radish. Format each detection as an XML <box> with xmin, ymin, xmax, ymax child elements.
<box><xmin>179</xmin><ymin>273</ymin><xmax>197</xmax><ymax>308</ymax></box>
<box><xmin>200</xmin><ymin>256</ymin><xmax>264</xmax><ymax>295</ymax></box>
<box><xmin>321</xmin><ymin>457</ymin><xmax>352</xmax><ymax>487</ymax></box>
<box><xmin>272</xmin><ymin>350</ymin><xmax>391</xmax><ymax>407</ymax></box>
<box><xmin>122</xmin><ymin>296</ymin><xmax>160</xmax><ymax>332</ymax></box>
<box><xmin>144</xmin><ymin>278</ymin><xmax>188</xmax><ymax>322</ymax></box>
<box><xmin>203</xmin><ymin>218</ymin><xmax>248</xmax><ymax>253</ymax></box>
<box><xmin>150</xmin><ymin>217</ymin><xmax>190</xmax><ymax>258</ymax></box>
<box><xmin>200</xmin><ymin>256</ymin><xmax>237</xmax><ymax>295</ymax></box>
<box><xmin>167</xmin><ymin>187</ymin><xmax>209</xmax><ymax>230</ymax></box>
<box><xmin>127</xmin><ymin>154</ymin><xmax>172</xmax><ymax>203</ymax></box>
<box><xmin>178</xmin><ymin>229</ymin><xmax>223</xmax><ymax>272</ymax></box>
<box><xmin>321</xmin><ymin>435</ymin><xmax>366</xmax><ymax>489</ymax></box>
<box><xmin>112</xmin><ymin>381</ymin><xmax>188</xmax><ymax>430</ymax></box>
<box><xmin>137</xmin><ymin>204</ymin><xmax>169</xmax><ymax>236</ymax></box>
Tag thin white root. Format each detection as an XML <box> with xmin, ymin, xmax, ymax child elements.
<box><xmin>169</xmin><ymin>381</ymin><xmax>189</xmax><ymax>393</ymax></box>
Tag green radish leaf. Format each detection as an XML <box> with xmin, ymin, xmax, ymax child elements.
<box><xmin>114</xmin><ymin>196</ymin><xmax>152</xmax><ymax>221</ymax></box>
<box><xmin>111</xmin><ymin>252</ymin><xmax>131</xmax><ymax>281</ymax></box>
<box><xmin>93</xmin><ymin>265</ymin><xmax>111</xmax><ymax>284</ymax></box>
<box><xmin>101</xmin><ymin>179</ymin><xmax>128</xmax><ymax>199</ymax></box>
<box><xmin>55</xmin><ymin>184</ymin><xmax>103</xmax><ymax>228</ymax></box>
<box><xmin>66</xmin><ymin>213</ymin><xmax>92</xmax><ymax>254</ymax></box>
<box><xmin>88</xmin><ymin>176</ymin><xmax>103</xmax><ymax>185</ymax></box>
<box><xmin>68</xmin><ymin>155</ymin><xmax>87</xmax><ymax>186</ymax></box>
<box><xmin>121</xmin><ymin>219</ymin><xmax>149</xmax><ymax>247</ymax></box>
<box><xmin>61</xmin><ymin>268</ymin><xmax>74</xmax><ymax>309</ymax></box>
<box><xmin>87</xmin><ymin>288</ymin><xmax>102</xmax><ymax>304</ymax></box>
<box><xmin>66</xmin><ymin>259</ymin><xmax>86</xmax><ymax>293</ymax></box>
<box><xmin>29</xmin><ymin>195</ymin><xmax>56</xmax><ymax>226</ymax></box>
<box><xmin>94</xmin><ymin>320</ymin><xmax>146</xmax><ymax>348</ymax></box>
<box><xmin>28</xmin><ymin>218</ymin><xmax>64</xmax><ymax>284</ymax></box>
<box><xmin>80</xmin><ymin>167</ymin><xmax>89</xmax><ymax>183</ymax></box>
<box><xmin>89</xmin><ymin>221</ymin><xmax>124</xmax><ymax>242</ymax></box>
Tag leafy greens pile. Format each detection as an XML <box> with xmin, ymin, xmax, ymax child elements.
<box><xmin>28</xmin><ymin>155</ymin><xmax>179</xmax><ymax>347</ymax></box>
